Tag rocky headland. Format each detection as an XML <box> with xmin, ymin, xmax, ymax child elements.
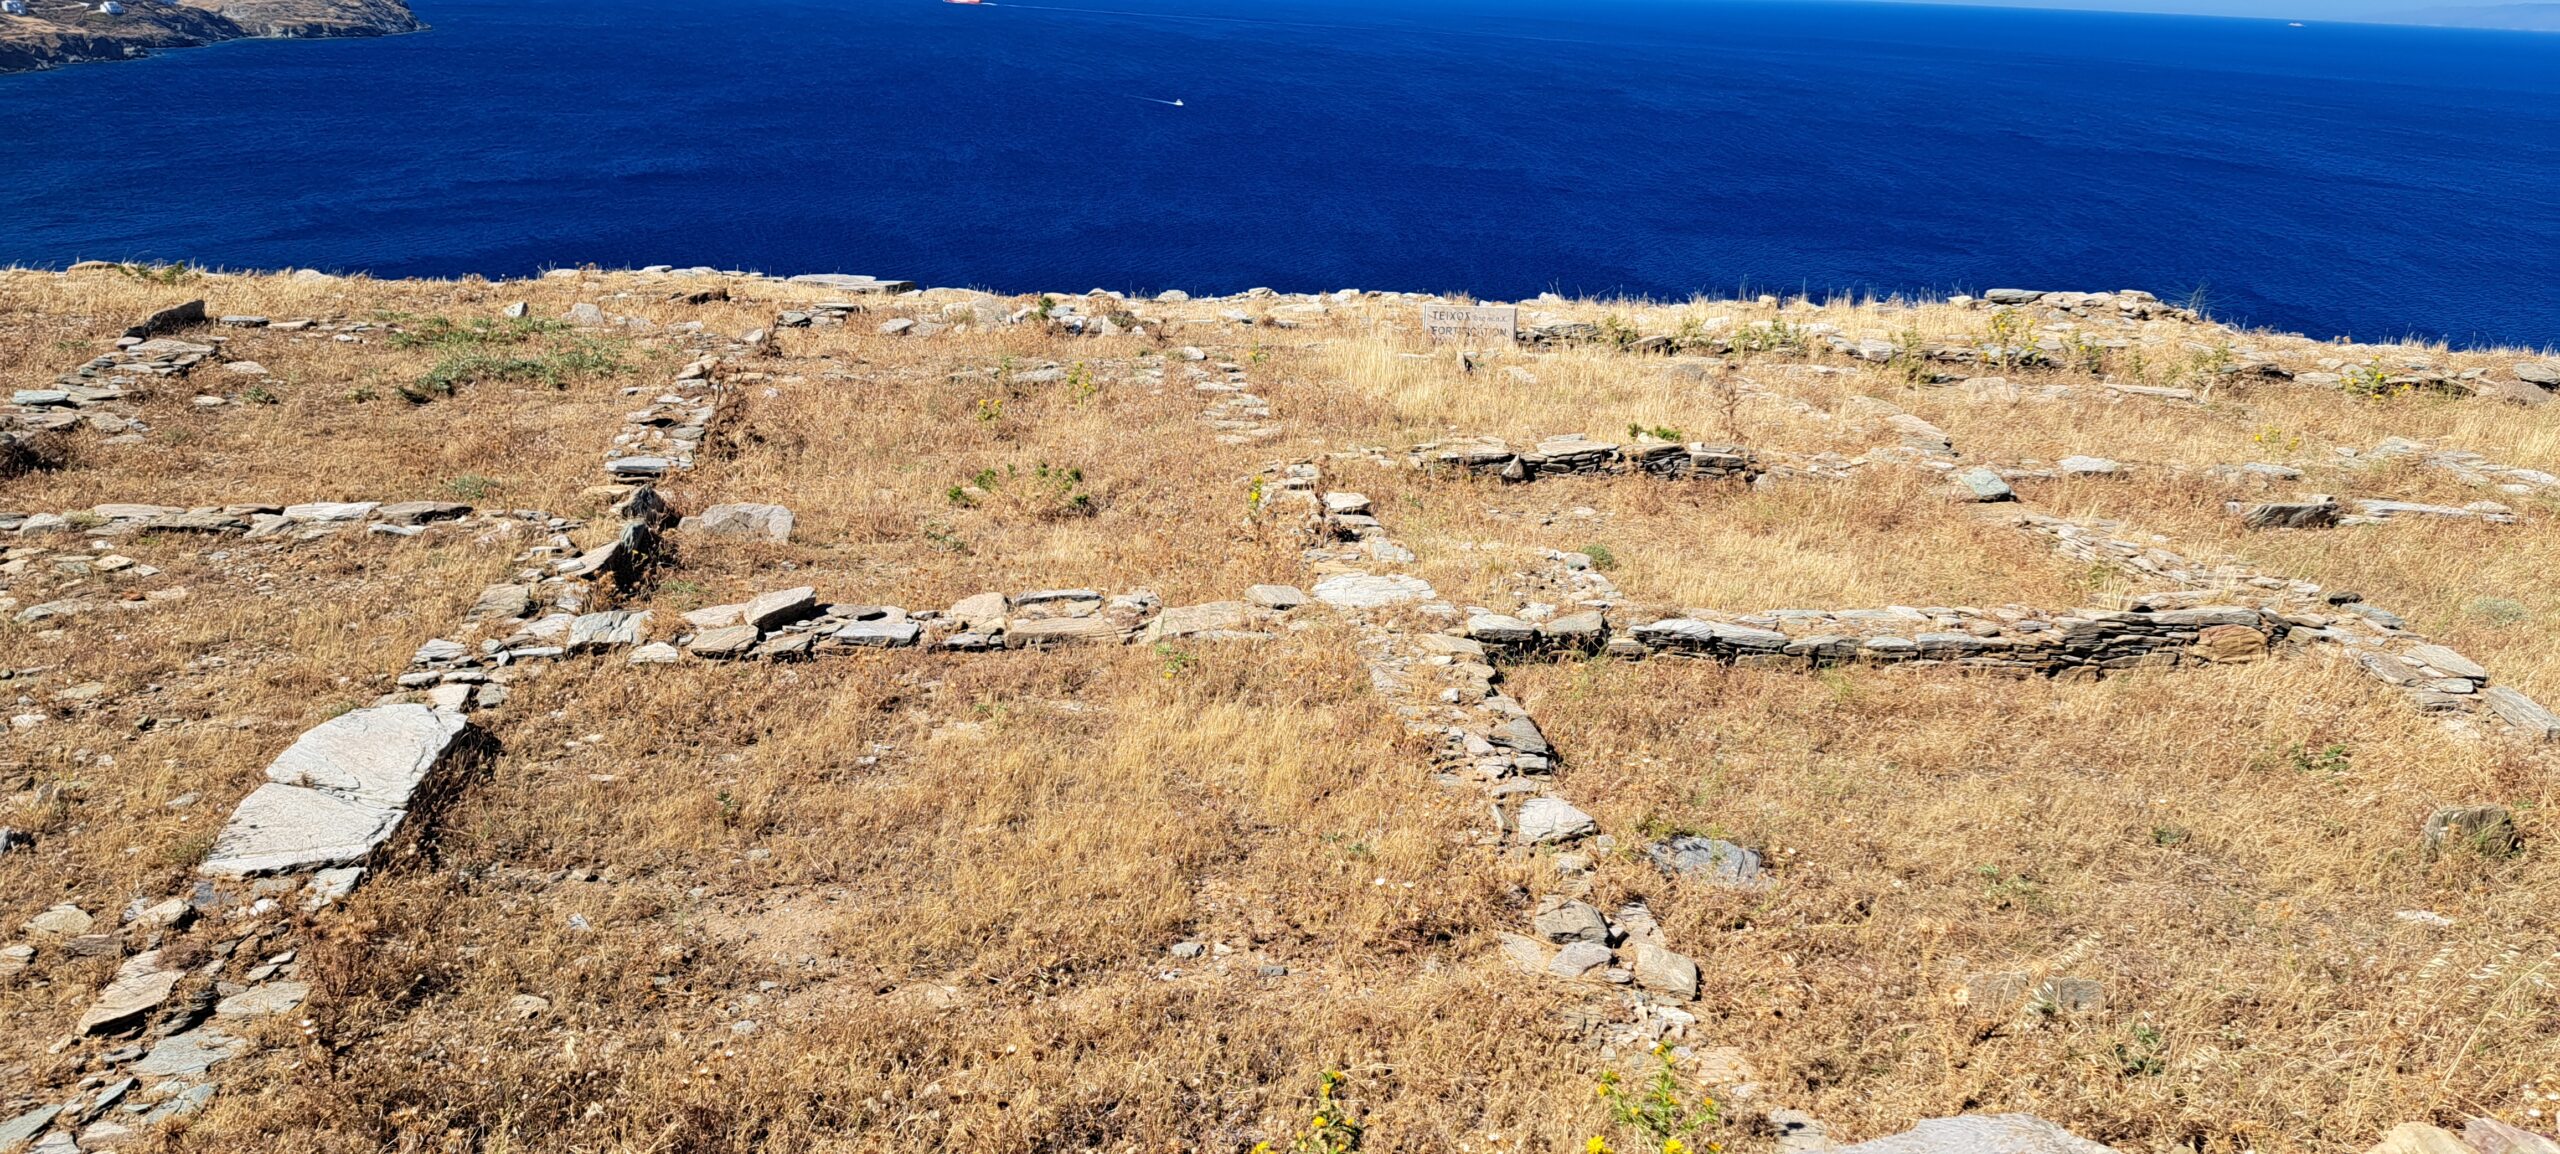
<box><xmin>0</xmin><ymin>0</ymin><xmax>419</xmax><ymax>74</ymax></box>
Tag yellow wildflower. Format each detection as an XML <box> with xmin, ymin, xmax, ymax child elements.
<box><xmin>1663</xmin><ymin>1140</ymin><xmax>1687</xmax><ymax>1154</ymax></box>
<box><xmin>1587</xmin><ymin>1138</ymin><xmax>1615</xmax><ymax>1154</ymax></box>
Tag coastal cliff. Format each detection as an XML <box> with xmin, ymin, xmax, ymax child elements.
<box><xmin>0</xmin><ymin>0</ymin><xmax>421</xmax><ymax>74</ymax></box>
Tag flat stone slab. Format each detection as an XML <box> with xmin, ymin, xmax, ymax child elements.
<box><xmin>1312</xmin><ymin>572</ymin><xmax>1435</xmax><ymax>609</ymax></box>
<box><xmin>831</xmin><ymin>619</ymin><xmax>922</xmax><ymax>648</ymax></box>
<box><xmin>1950</xmin><ymin>467</ymin><xmax>2016</xmax><ymax>502</ymax></box>
<box><xmin>375</xmin><ymin>500</ymin><xmax>472</xmax><ymax>526</ymax></box>
<box><xmin>215</xmin><ymin>980</ymin><xmax>310</xmax><ymax>1020</ymax></box>
<box><xmin>1633</xmin><ymin>618</ymin><xmax>1790</xmax><ymax>652</ymax></box>
<box><xmin>2482</xmin><ymin>686</ymin><xmax>2560</xmax><ymax>739</ymax></box>
<box><xmin>201</xmin><ymin>783</ymin><xmax>404</xmax><ymax>876</ymax></box>
<box><xmin>78</xmin><ymin>953</ymin><xmax>179</xmax><ymax>1035</ymax></box>
<box><xmin>132</xmin><ymin>1028</ymin><xmax>249</xmax><ymax>1079</ymax></box>
<box><xmin>1515</xmin><ymin>796</ymin><xmax>1596</xmax><ymax>844</ymax></box>
<box><xmin>1831</xmin><ymin>1114</ymin><xmax>2120</xmax><ymax>1154</ymax></box>
<box><xmin>282</xmin><ymin>501</ymin><xmax>380</xmax><ymax>523</ymax></box>
<box><xmin>687</xmin><ymin>502</ymin><xmax>794</xmax><ymax>542</ymax></box>
<box><xmin>742</xmin><ymin>587</ymin><xmax>818</xmax><ymax>630</ymax></box>
<box><xmin>202</xmin><ymin>705</ymin><xmax>473</xmax><ymax>876</ymax></box>
<box><xmin>2241</xmin><ymin>499</ymin><xmax>2339</xmax><ymax>530</ymax></box>
<box><xmin>1145</xmin><ymin>601</ymin><xmax>1251</xmax><ymax>641</ymax></box>
<box><xmin>1632</xmin><ymin>939</ymin><xmax>1700</xmax><ymax>1000</ymax></box>
<box><xmin>1650</xmin><ymin>835</ymin><xmax>1767</xmax><ymax>886</ymax></box>
<box><xmin>469</xmin><ymin>584</ymin><xmax>535</xmax><ymax>621</ymax></box>
<box><xmin>0</xmin><ymin>1106</ymin><xmax>62</xmax><ymax>1150</ymax></box>
<box><xmin>948</xmin><ymin>592</ymin><xmax>1010</xmax><ymax>627</ymax></box>
<box><xmin>687</xmin><ymin>625</ymin><xmax>762</xmax><ymax>658</ymax></box>
<box><xmin>1466</xmin><ymin>614</ymin><xmax>1538</xmax><ymax>644</ymax></box>
<box><xmin>1008</xmin><ymin>616</ymin><xmax>1129</xmax><ymax>646</ymax></box>
<box><xmin>264</xmin><ymin>704</ymin><xmax>468</xmax><ymax>809</ymax></box>
<box><xmin>567</xmin><ymin>610</ymin><xmax>650</xmax><ymax>651</ymax></box>
<box><xmin>1245</xmin><ymin>584</ymin><xmax>1307</xmax><ymax>610</ymax></box>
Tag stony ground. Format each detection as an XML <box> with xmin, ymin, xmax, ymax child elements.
<box><xmin>2</xmin><ymin>263</ymin><xmax>2558</xmax><ymax>1154</ymax></box>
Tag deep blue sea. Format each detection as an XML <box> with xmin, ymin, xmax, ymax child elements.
<box><xmin>3</xmin><ymin>0</ymin><xmax>2555</xmax><ymax>346</ymax></box>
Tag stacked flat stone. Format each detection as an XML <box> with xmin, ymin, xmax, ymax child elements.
<box><xmin>2364</xmin><ymin>436</ymin><xmax>2560</xmax><ymax>495</ymax></box>
<box><xmin>603</xmin><ymin>352</ymin><xmax>727</xmax><ymax>479</ymax></box>
<box><xmin>1194</xmin><ymin>357</ymin><xmax>1278</xmax><ymax>444</ymax></box>
<box><xmin>1412</xmin><ymin>434</ymin><xmax>1759</xmax><ymax>484</ymax></box>
<box><xmin>2015</xmin><ymin>511</ymin><xmax>2559</xmax><ymax>739</ymax></box>
<box><xmin>1</xmin><ymin>500</ymin><xmax>510</xmax><ymax>541</ymax></box>
<box><xmin>1270</xmin><ymin>459</ymin><xmax>1711</xmax><ymax>1051</ymax></box>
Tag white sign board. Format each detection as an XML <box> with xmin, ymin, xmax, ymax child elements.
<box><xmin>1420</xmin><ymin>304</ymin><xmax>1517</xmax><ymax>345</ymax></box>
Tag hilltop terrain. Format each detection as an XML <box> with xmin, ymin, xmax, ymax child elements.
<box><xmin>1</xmin><ymin>264</ymin><xmax>2558</xmax><ymax>1153</ymax></box>
<box><xmin>0</xmin><ymin>0</ymin><xmax>418</xmax><ymax>74</ymax></box>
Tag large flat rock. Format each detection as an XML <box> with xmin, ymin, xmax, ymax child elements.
<box><xmin>1311</xmin><ymin>572</ymin><xmax>1435</xmax><ymax>609</ymax></box>
<box><xmin>77</xmin><ymin>953</ymin><xmax>179</xmax><ymax>1035</ymax></box>
<box><xmin>202</xmin><ymin>704</ymin><xmax>474</xmax><ymax>876</ymax></box>
<box><xmin>264</xmin><ymin>703</ymin><xmax>468</xmax><ymax>809</ymax></box>
<box><xmin>201</xmin><ymin>783</ymin><xmax>405</xmax><ymax>876</ymax></box>
<box><xmin>1832</xmin><ymin>1115</ymin><xmax>2119</xmax><ymax>1154</ymax></box>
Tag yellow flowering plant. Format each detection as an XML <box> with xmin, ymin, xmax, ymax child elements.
<box><xmin>1588</xmin><ymin>1044</ymin><xmax>1721</xmax><ymax>1154</ymax></box>
<box><xmin>1259</xmin><ymin>1069</ymin><xmax>1365</xmax><ymax>1154</ymax></box>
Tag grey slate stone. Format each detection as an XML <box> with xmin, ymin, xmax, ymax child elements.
<box><xmin>1146</xmin><ymin>601</ymin><xmax>1252</xmax><ymax>641</ymax></box>
<box><xmin>688</xmin><ymin>503</ymin><xmax>795</xmax><ymax>542</ymax></box>
<box><xmin>1633</xmin><ymin>618</ymin><xmax>1790</xmax><ymax>652</ymax></box>
<box><xmin>1488</xmin><ymin>715</ymin><xmax>1551</xmax><ymax>756</ymax></box>
<box><xmin>1829</xmin><ymin>1114</ymin><xmax>2120</xmax><ymax>1154</ymax></box>
<box><xmin>1549</xmin><ymin>940</ymin><xmax>1613</xmax><ymax>978</ymax></box>
<box><xmin>1950</xmin><ymin>467</ymin><xmax>2015</xmax><ymax>502</ymax></box>
<box><xmin>263</xmin><ymin>704</ymin><xmax>469</xmax><ymax>810</ymax></box>
<box><xmin>1632</xmin><ymin>940</ymin><xmax>1700</xmax><ymax>1000</ymax></box>
<box><xmin>1311</xmin><ymin>572</ymin><xmax>1435</xmax><ymax>609</ymax></box>
<box><xmin>76</xmin><ymin>954</ymin><xmax>180</xmax><ymax>1035</ymax></box>
<box><xmin>1515</xmin><ymin>797</ymin><xmax>1596</xmax><ymax>844</ymax></box>
<box><xmin>831</xmin><ymin>619</ymin><xmax>922</xmax><ymax>648</ymax></box>
<box><xmin>1531</xmin><ymin>900</ymin><xmax>1610</xmax><ymax>944</ymax></box>
<box><xmin>374</xmin><ymin>501</ymin><xmax>472</xmax><ymax>526</ymax></box>
<box><xmin>2482</xmin><ymin>686</ymin><xmax>2560</xmax><ymax>739</ymax></box>
<box><xmin>687</xmin><ymin>625</ymin><xmax>762</xmax><ymax>658</ymax></box>
<box><xmin>742</xmin><ymin>586</ymin><xmax>819</xmax><ymax>630</ymax></box>
<box><xmin>1649</xmin><ymin>836</ymin><xmax>1766</xmax><ymax>886</ymax></box>
<box><xmin>1245</xmin><ymin>584</ymin><xmax>1307</xmax><ymax>610</ymax></box>
<box><xmin>2242</xmin><ymin>499</ymin><xmax>2339</xmax><ymax>530</ymax></box>
<box><xmin>201</xmin><ymin>705</ymin><xmax>473</xmax><ymax>876</ymax></box>
<box><xmin>567</xmin><ymin>610</ymin><xmax>649</xmax><ymax>652</ymax></box>
<box><xmin>468</xmin><ymin>584</ymin><xmax>535</xmax><ymax>621</ymax></box>
<box><xmin>1466</xmin><ymin>614</ymin><xmax>1537</xmax><ymax>644</ymax></box>
<box><xmin>131</xmin><ymin>1028</ymin><xmax>248</xmax><ymax>1078</ymax></box>
<box><xmin>0</xmin><ymin>1106</ymin><xmax>62</xmax><ymax>1151</ymax></box>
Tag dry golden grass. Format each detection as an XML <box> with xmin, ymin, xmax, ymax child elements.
<box><xmin>1507</xmin><ymin>657</ymin><xmax>2560</xmax><ymax>1152</ymax></box>
<box><xmin>147</xmin><ymin>647</ymin><xmax>1640</xmax><ymax>1154</ymax></box>
<box><xmin>5</xmin><ymin>270</ymin><xmax>2560</xmax><ymax>1153</ymax></box>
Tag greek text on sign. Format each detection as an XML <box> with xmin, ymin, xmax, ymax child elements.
<box><xmin>1421</xmin><ymin>304</ymin><xmax>1518</xmax><ymax>344</ymax></box>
